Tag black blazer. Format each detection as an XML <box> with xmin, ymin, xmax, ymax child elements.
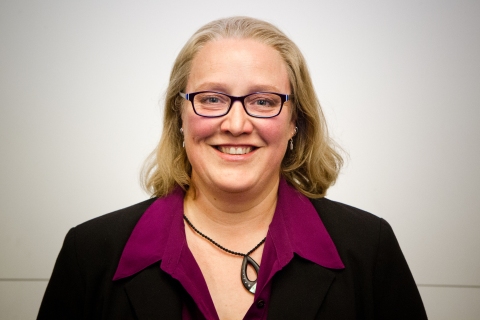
<box><xmin>38</xmin><ymin>197</ymin><xmax>427</xmax><ymax>319</ymax></box>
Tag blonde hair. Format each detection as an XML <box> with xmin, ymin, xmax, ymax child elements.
<box><xmin>142</xmin><ymin>16</ymin><xmax>343</xmax><ymax>198</ymax></box>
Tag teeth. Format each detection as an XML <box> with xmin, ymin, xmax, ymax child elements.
<box><xmin>218</xmin><ymin>146</ymin><xmax>252</xmax><ymax>155</ymax></box>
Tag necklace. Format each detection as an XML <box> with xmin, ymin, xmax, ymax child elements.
<box><xmin>183</xmin><ymin>214</ymin><xmax>266</xmax><ymax>294</ymax></box>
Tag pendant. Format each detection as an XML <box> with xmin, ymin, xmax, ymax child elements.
<box><xmin>241</xmin><ymin>255</ymin><xmax>260</xmax><ymax>294</ymax></box>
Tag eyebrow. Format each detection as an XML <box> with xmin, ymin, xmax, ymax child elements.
<box><xmin>192</xmin><ymin>82</ymin><xmax>283</xmax><ymax>94</ymax></box>
<box><xmin>193</xmin><ymin>82</ymin><xmax>228</xmax><ymax>92</ymax></box>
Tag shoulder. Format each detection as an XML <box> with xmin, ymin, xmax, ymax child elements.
<box><xmin>73</xmin><ymin>198</ymin><xmax>157</xmax><ymax>241</ymax></box>
<box><xmin>39</xmin><ymin>198</ymin><xmax>160</xmax><ymax>318</ymax></box>
<box><xmin>309</xmin><ymin>197</ymin><xmax>394</xmax><ymax>262</ymax></box>
<box><xmin>310</xmin><ymin>197</ymin><xmax>386</xmax><ymax>235</ymax></box>
<box><xmin>310</xmin><ymin>197</ymin><xmax>379</xmax><ymax>221</ymax></box>
<box><xmin>308</xmin><ymin>198</ymin><xmax>427</xmax><ymax>317</ymax></box>
<box><xmin>65</xmin><ymin>198</ymin><xmax>157</xmax><ymax>272</ymax></box>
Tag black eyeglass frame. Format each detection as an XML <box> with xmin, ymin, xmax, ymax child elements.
<box><xmin>179</xmin><ymin>91</ymin><xmax>291</xmax><ymax>118</ymax></box>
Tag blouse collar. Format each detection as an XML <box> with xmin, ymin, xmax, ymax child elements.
<box><xmin>113</xmin><ymin>179</ymin><xmax>344</xmax><ymax>281</ymax></box>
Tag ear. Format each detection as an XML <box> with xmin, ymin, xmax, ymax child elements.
<box><xmin>288</xmin><ymin>106</ymin><xmax>298</xmax><ymax>137</ymax></box>
<box><xmin>291</xmin><ymin>126</ymin><xmax>298</xmax><ymax>138</ymax></box>
<box><xmin>289</xmin><ymin>119</ymin><xmax>297</xmax><ymax>139</ymax></box>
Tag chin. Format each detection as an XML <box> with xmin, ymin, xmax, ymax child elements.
<box><xmin>209</xmin><ymin>174</ymin><xmax>260</xmax><ymax>194</ymax></box>
<box><xmin>215</xmin><ymin>170</ymin><xmax>280</xmax><ymax>195</ymax></box>
<box><xmin>215</xmin><ymin>180</ymin><xmax>255</xmax><ymax>194</ymax></box>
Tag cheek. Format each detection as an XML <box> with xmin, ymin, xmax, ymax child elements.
<box><xmin>260</xmin><ymin>117</ymin><xmax>294</xmax><ymax>144</ymax></box>
<box><xmin>183</xmin><ymin>112</ymin><xmax>217</xmax><ymax>141</ymax></box>
<box><xmin>258</xmin><ymin>124</ymin><xmax>289</xmax><ymax>149</ymax></box>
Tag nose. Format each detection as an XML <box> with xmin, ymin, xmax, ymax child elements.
<box><xmin>220</xmin><ymin>100</ymin><xmax>253</xmax><ymax>136</ymax></box>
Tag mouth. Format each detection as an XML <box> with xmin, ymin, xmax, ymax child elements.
<box><xmin>216</xmin><ymin>146</ymin><xmax>255</xmax><ymax>155</ymax></box>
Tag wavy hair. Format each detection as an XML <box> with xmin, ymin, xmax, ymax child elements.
<box><xmin>142</xmin><ymin>16</ymin><xmax>343</xmax><ymax>198</ymax></box>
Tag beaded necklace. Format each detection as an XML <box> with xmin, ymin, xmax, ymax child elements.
<box><xmin>183</xmin><ymin>214</ymin><xmax>266</xmax><ymax>294</ymax></box>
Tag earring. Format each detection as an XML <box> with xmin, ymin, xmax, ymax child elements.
<box><xmin>289</xmin><ymin>138</ymin><xmax>293</xmax><ymax>150</ymax></box>
<box><xmin>180</xmin><ymin>128</ymin><xmax>185</xmax><ymax>148</ymax></box>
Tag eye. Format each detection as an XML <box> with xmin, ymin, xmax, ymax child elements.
<box><xmin>247</xmin><ymin>94</ymin><xmax>278</xmax><ymax>108</ymax></box>
<box><xmin>207</xmin><ymin>97</ymin><xmax>220</xmax><ymax>103</ymax></box>
<box><xmin>255</xmin><ymin>99</ymin><xmax>274</xmax><ymax>106</ymax></box>
<box><xmin>197</xmin><ymin>93</ymin><xmax>229</xmax><ymax>105</ymax></box>
<box><xmin>200</xmin><ymin>96</ymin><xmax>220</xmax><ymax>104</ymax></box>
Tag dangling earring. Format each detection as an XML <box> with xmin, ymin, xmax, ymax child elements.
<box><xmin>180</xmin><ymin>128</ymin><xmax>185</xmax><ymax>148</ymax></box>
<box><xmin>289</xmin><ymin>138</ymin><xmax>294</xmax><ymax>150</ymax></box>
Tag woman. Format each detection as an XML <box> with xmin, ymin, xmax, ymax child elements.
<box><xmin>38</xmin><ymin>17</ymin><xmax>427</xmax><ymax>319</ymax></box>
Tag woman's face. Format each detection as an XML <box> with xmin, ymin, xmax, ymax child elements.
<box><xmin>182</xmin><ymin>38</ymin><xmax>295</xmax><ymax>196</ymax></box>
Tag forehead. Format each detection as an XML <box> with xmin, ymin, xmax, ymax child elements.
<box><xmin>187</xmin><ymin>38</ymin><xmax>290</xmax><ymax>94</ymax></box>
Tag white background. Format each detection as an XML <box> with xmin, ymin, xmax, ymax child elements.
<box><xmin>1</xmin><ymin>0</ymin><xmax>479</xmax><ymax>318</ymax></box>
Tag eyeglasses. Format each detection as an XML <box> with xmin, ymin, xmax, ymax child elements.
<box><xmin>179</xmin><ymin>91</ymin><xmax>291</xmax><ymax>118</ymax></box>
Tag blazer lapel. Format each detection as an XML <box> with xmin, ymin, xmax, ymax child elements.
<box><xmin>124</xmin><ymin>263</ymin><xmax>183</xmax><ymax>319</ymax></box>
<box><xmin>268</xmin><ymin>256</ymin><xmax>336</xmax><ymax>319</ymax></box>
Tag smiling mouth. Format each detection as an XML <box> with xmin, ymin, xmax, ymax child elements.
<box><xmin>216</xmin><ymin>146</ymin><xmax>254</xmax><ymax>155</ymax></box>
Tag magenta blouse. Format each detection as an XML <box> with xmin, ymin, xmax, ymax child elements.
<box><xmin>113</xmin><ymin>179</ymin><xmax>344</xmax><ymax>319</ymax></box>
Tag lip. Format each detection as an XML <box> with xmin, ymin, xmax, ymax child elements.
<box><xmin>216</xmin><ymin>145</ymin><xmax>254</xmax><ymax>155</ymax></box>
<box><xmin>213</xmin><ymin>144</ymin><xmax>258</xmax><ymax>157</ymax></box>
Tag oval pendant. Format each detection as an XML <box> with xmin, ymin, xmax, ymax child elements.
<box><xmin>241</xmin><ymin>255</ymin><xmax>260</xmax><ymax>294</ymax></box>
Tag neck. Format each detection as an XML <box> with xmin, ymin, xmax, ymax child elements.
<box><xmin>183</xmin><ymin>176</ymin><xmax>279</xmax><ymax>245</ymax></box>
